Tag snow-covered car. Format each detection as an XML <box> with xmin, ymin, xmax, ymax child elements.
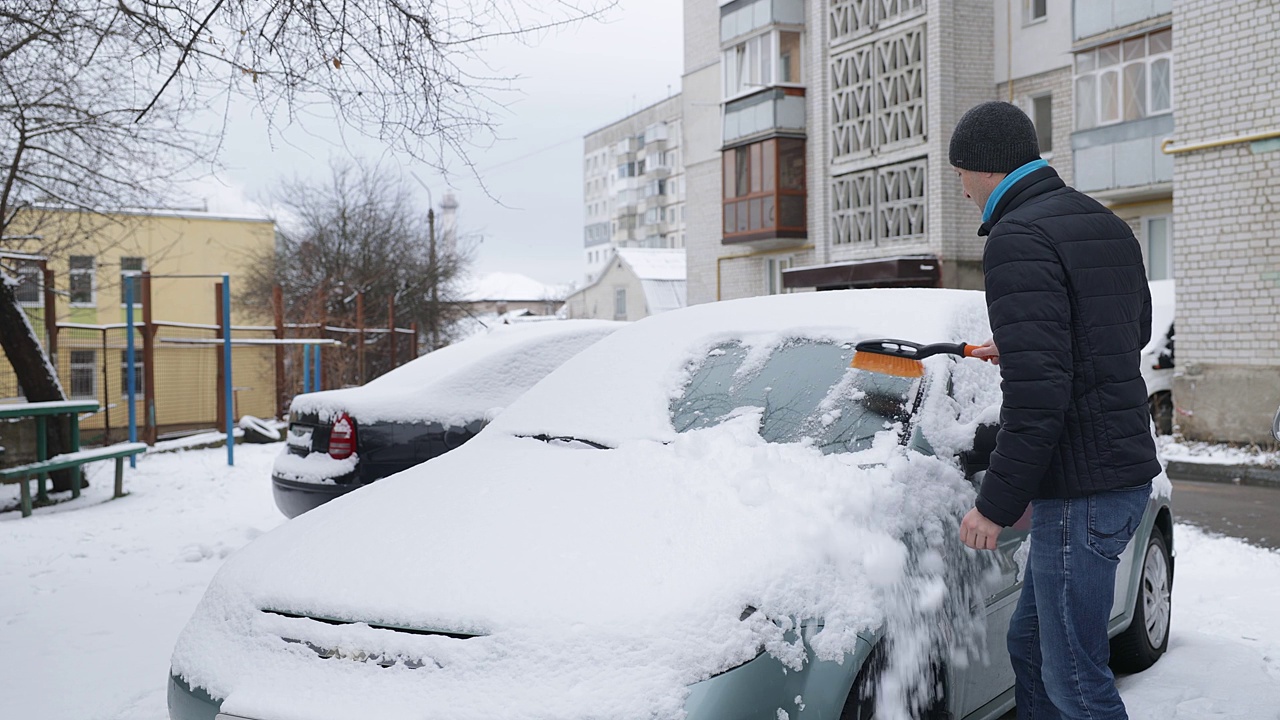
<box><xmin>1141</xmin><ymin>279</ymin><xmax>1175</xmax><ymax>434</ymax></box>
<box><xmin>271</xmin><ymin>319</ymin><xmax>622</xmax><ymax>517</ymax></box>
<box><xmin>170</xmin><ymin>289</ymin><xmax>1174</xmax><ymax>720</ymax></box>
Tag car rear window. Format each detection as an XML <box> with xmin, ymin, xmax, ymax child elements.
<box><xmin>670</xmin><ymin>339</ymin><xmax>918</xmax><ymax>454</ymax></box>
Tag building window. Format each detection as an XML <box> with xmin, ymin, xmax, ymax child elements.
<box><xmin>120</xmin><ymin>350</ymin><xmax>144</xmax><ymax>397</ymax></box>
<box><xmin>721</xmin><ymin>0</ymin><xmax>805</xmax><ymax>43</ymax></box>
<box><xmin>69</xmin><ymin>350</ymin><xmax>97</xmax><ymax>398</ymax></box>
<box><xmin>723</xmin><ymin>137</ymin><xmax>806</xmax><ymax>243</ymax></box>
<box><xmin>766</xmin><ymin>256</ymin><xmax>793</xmax><ymax>295</ymax></box>
<box><xmin>69</xmin><ymin>255</ymin><xmax>95</xmax><ymax>306</ymax></box>
<box><xmin>1023</xmin><ymin>0</ymin><xmax>1047</xmax><ymax>25</ymax></box>
<box><xmin>1074</xmin><ymin>28</ymin><xmax>1171</xmax><ymax>130</ymax></box>
<box><xmin>722</xmin><ymin>29</ymin><xmax>805</xmax><ymax>101</ymax></box>
<box><xmin>120</xmin><ymin>256</ymin><xmax>145</xmax><ymax>306</ymax></box>
<box><xmin>13</xmin><ymin>259</ymin><xmax>42</xmax><ymax>305</ymax></box>
<box><xmin>614</xmin><ymin>287</ymin><xmax>627</xmax><ymax>320</ymax></box>
<box><xmin>1145</xmin><ymin>216</ymin><xmax>1173</xmax><ymax>281</ymax></box>
<box><xmin>1031</xmin><ymin>94</ymin><xmax>1053</xmax><ymax>154</ymax></box>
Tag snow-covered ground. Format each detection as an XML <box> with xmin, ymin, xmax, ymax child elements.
<box><xmin>1158</xmin><ymin>434</ymin><xmax>1280</xmax><ymax>468</ymax></box>
<box><xmin>1</xmin><ymin>444</ymin><xmax>1278</xmax><ymax>720</ymax></box>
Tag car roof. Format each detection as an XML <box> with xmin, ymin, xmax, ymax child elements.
<box><xmin>490</xmin><ymin>288</ymin><xmax>990</xmax><ymax>447</ymax></box>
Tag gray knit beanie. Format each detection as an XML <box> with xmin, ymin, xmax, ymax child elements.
<box><xmin>949</xmin><ymin>101</ymin><xmax>1041</xmax><ymax>173</ymax></box>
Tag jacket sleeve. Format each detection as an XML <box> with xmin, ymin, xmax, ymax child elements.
<box><xmin>976</xmin><ymin>221</ymin><xmax>1073</xmax><ymax>527</ymax></box>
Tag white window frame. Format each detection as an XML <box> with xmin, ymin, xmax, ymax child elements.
<box><xmin>119</xmin><ymin>349</ymin><xmax>145</xmax><ymax>399</ymax></box>
<box><xmin>119</xmin><ymin>257</ymin><xmax>145</xmax><ymax>308</ymax></box>
<box><xmin>1023</xmin><ymin>0</ymin><xmax>1048</xmax><ymax>26</ymax></box>
<box><xmin>765</xmin><ymin>255</ymin><xmax>794</xmax><ymax>295</ymax></box>
<box><xmin>12</xmin><ymin>259</ymin><xmax>43</xmax><ymax>307</ymax></box>
<box><xmin>613</xmin><ymin>287</ymin><xmax>627</xmax><ymax>320</ymax></box>
<box><xmin>69</xmin><ymin>255</ymin><xmax>96</xmax><ymax>307</ymax></box>
<box><xmin>69</xmin><ymin>350</ymin><xmax>97</xmax><ymax>399</ymax></box>
<box><xmin>1073</xmin><ymin>29</ymin><xmax>1172</xmax><ymax>131</ymax></box>
<box><xmin>1028</xmin><ymin>92</ymin><xmax>1054</xmax><ymax>158</ymax></box>
<box><xmin>721</xmin><ymin>27</ymin><xmax>805</xmax><ymax>102</ymax></box>
<box><xmin>1143</xmin><ymin>215</ymin><xmax>1173</xmax><ymax>281</ymax></box>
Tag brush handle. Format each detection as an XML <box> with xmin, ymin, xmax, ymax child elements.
<box><xmin>855</xmin><ymin>339</ymin><xmax>981</xmax><ymax>360</ymax></box>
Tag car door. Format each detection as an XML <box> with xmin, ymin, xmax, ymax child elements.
<box><xmin>952</xmin><ymin>422</ymin><xmax>1029</xmax><ymax>718</ymax></box>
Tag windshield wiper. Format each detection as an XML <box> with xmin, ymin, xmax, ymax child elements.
<box><xmin>521</xmin><ymin>434</ymin><xmax>612</xmax><ymax>450</ymax></box>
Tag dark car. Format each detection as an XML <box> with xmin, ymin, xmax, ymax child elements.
<box><xmin>271</xmin><ymin>319</ymin><xmax>622</xmax><ymax>517</ymax></box>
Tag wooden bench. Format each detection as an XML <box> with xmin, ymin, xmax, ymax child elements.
<box><xmin>0</xmin><ymin>443</ymin><xmax>147</xmax><ymax>517</ymax></box>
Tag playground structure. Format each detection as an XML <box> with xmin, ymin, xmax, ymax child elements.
<box><xmin>1</xmin><ymin>267</ymin><xmax>418</xmax><ymax>463</ymax></box>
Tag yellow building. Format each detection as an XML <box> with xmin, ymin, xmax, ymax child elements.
<box><xmin>2</xmin><ymin>207</ymin><xmax>278</xmax><ymax>440</ymax></box>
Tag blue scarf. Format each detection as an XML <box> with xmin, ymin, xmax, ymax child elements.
<box><xmin>983</xmin><ymin>159</ymin><xmax>1049</xmax><ymax>224</ymax></box>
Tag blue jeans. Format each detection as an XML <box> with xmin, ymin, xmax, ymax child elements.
<box><xmin>1008</xmin><ymin>484</ymin><xmax>1151</xmax><ymax>720</ymax></box>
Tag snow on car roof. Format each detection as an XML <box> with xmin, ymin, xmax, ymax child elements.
<box><xmin>289</xmin><ymin>319</ymin><xmax>624</xmax><ymax>425</ymax></box>
<box><xmin>490</xmin><ymin>288</ymin><xmax>994</xmax><ymax>446</ymax></box>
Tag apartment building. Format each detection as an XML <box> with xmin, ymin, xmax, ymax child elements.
<box><xmin>582</xmin><ymin>95</ymin><xmax>687</xmax><ymax>284</ymax></box>
<box><xmin>685</xmin><ymin>0</ymin><xmax>998</xmax><ymax>304</ymax></box>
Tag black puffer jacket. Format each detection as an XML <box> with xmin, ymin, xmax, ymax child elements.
<box><xmin>975</xmin><ymin>165</ymin><xmax>1161</xmax><ymax>528</ymax></box>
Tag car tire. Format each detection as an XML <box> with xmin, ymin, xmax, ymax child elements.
<box><xmin>1148</xmin><ymin>392</ymin><xmax>1173</xmax><ymax>435</ymax></box>
<box><xmin>839</xmin><ymin>643</ymin><xmax>947</xmax><ymax>720</ymax></box>
<box><xmin>1110</xmin><ymin>527</ymin><xmax>1172</xmax><ymax>673</ymax></box>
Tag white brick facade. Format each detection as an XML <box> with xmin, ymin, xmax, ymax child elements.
<box><xmin>1169</xmin><ymin>0</ymin><xmax>1280</xmax><ymax>443</ymax></box>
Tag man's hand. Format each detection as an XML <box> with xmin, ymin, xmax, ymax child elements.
<box><xmin>970</xmin><ymin>337</ymin><xmax>1000</xmax><ymax>365</ymax></box>
<box><xmin>960</xmin><ymin>507</ymin><xmax>1003</xmax><ymax>550</ymax></box>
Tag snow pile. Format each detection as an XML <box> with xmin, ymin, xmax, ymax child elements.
<box><xmin>271</xmin><ymin>451</ymin><xmax>358</xmax><ymax>484</ymax></box>
<box><xmin>1157</xmin><ymin>435</ymin><xmax>1280</xmax><ymax>467</ymax></box>
<box><xmin>289</xmin><ymin>319</ymin><xmax>621</xmax><ymax>425</ymax></box>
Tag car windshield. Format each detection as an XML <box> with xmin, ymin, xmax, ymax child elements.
<box><xmin>671</xmin><ymin>339</ymin><xmax>919</xmax><ymax>454</ymax></box>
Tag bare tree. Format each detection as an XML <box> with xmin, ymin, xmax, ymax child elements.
<box><xmin>242</xmin><ymin>159</ymin><xmax>471</xmax><ymax>387</ymax></box>
<box><xmin>0</xmin><ymin>0</ymin><xmax>612</xmax><ymax>431</ymax></box>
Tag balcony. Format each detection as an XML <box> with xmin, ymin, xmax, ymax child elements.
<box><xmin>1073</xmin><ymin>115</ymin><xmax>1173</xmax><ymax>197</ymax></box>
<box><xmin>722</xmin><ymin>137</ymin><xmax>807</xmax><ymax>247</ymax></box>
<box><xmin>723</xmin><ymin>89</ymin><xmax>806</xmax><ymax>147</ymax></box>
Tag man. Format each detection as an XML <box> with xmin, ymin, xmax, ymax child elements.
<box><xmin>949</xmin><ymin>101</ymin><xmax>1161</xmax><ymax>720</ymax></box>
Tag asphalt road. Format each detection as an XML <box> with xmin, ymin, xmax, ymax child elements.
<box><xmin>1169</xmin><ymin>478</ymin><xmax>1280</xmax><ymax>550</ymax></box>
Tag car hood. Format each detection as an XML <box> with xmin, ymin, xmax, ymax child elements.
<box><xmin>172</xmin><ymin>417</ymin><xmax>979</xmax><ymax>719</ymax></box>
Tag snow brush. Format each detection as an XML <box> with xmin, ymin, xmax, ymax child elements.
<box><xmin>850</xmin><ymin>339</ymin><xmax>981</xmax><ymax>378</ymax></box>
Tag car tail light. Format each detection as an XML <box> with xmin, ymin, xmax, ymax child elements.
<box><xmin>329</xmin><ymin>412</ymin><xmax>357</xmax><ymax>460</ymax></box>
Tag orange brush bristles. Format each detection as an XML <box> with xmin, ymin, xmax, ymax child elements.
<box><xmin>850</xmin><ymin>351</ymin><xmax>924</xmax><ymax>378</ymax></box>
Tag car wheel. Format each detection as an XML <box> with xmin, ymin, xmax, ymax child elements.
<box><xmin>1110</xmin><ymin>527</ymin><xmax>1172</xmax><ymax>673</ymax></box>
<box><xmin>1149</xmin><ymin>392</ymin><xmax>1173</xmax><ymax>435</ymax></box>
<box><xmin>839</xmin><ymin>643</ymin><xmax>947</xmax><ymax>720</ymax></box>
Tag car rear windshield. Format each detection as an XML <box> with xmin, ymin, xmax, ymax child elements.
<box><xmin>670</xmin><ymin>339</ymin><xmax>918</xmax><ymax>454</ymax></box>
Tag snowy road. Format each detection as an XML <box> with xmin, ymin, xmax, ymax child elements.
<box><xmin>1</xmin><ymin>444</ymin><xmax>1277</xmax><ymax>720</ymax></box>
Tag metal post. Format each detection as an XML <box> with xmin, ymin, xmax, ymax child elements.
<box><xmin>388</xmin><ymin>294</ymin><xmax>398</xmax><ymax>368</ymax></box>
<box><xmin>101</xmin><ymin>328</ymin><xmax>112</xmax><ymax>441</ymax></box>
<box><xmin>314</xmin><ymin>344</ymin><xmax>322</xmax><ymax>391</ymax></box>
<box><xmin>215</xmin><ymin>283</ymin><xmax>226</xmax><ymax>431</ymax></box>
<box><xmin>126</xmin><ymin>275</ymin><xmax>138</xmax><ymax>469</ymax></box>
<box><xmin>272</xmin><ymin>284</ymin><xmax>286</xmax><ymax>419</ymax></box>
<box><xmin>69</xmin><ymin>411</ymin><xmax>81</xmax><ymax>498</ymax></box>
<box><xmin>303</xmin><ymin>344</ymin><xmax>312</xmax><ymax>394</ymax></box>
<box><xmin>36</xmin><ymin>416</ymin><xmax>48</xmax><ymax>502</ymax></box>
<box><xmin>428</xmin><ymin>209</ymin><xmax>439</xmax><ymax>351</ymax></box>
<box><xmin>141</xmin><ymin>271</ymin><xmax>157</xmax><ymax>445</ymax></box>
<box><xmin>42</xmin><ymin>264</ymin><xmax>57</xmax><ymax>368</ymax></box>
<box><xmin>356</xmin><ymin>291</ymin><xmax>365</xmax><ymax>384</ymax></box>
<box><xmin>222</xmin><ymin>274</ymin><xmax>234</xmax><ymax>467</ymax></box>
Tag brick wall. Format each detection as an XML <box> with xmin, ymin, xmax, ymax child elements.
<box><xmin>1170</xmin><ymin>0</ymin><xmax>1280</xmax><ymax>443</ymax></box>
<box><xmin>995</xmin><ymin>66</ymin><xmax>1075</xmax><ymax>187</ymax></box>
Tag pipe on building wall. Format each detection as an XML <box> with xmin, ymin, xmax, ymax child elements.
<box><xmin>716</xmin><ymin>244</ymin><xmax>816</xmax><ymax>301</ymax></box>
<box><xmin>1161</xmin><ymin>129</ymin><xmax>1280</xmax><ymax>155</ymax></box>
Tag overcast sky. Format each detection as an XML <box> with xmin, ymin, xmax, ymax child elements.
<box><xmin>190</xmin><ymin>0</ymin><xmax>685</xmax><ymax>289</ymax></box>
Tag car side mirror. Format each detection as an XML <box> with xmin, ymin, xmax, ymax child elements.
<box><xmin>1272</xmin><ymin>405</ymin><xmax>1280</xmax><ymax>443</ymax></box>
<box><xmin>960</xmin><ymin>422</ymin><xmax>999</xmax><ymax>478</ymax></box>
